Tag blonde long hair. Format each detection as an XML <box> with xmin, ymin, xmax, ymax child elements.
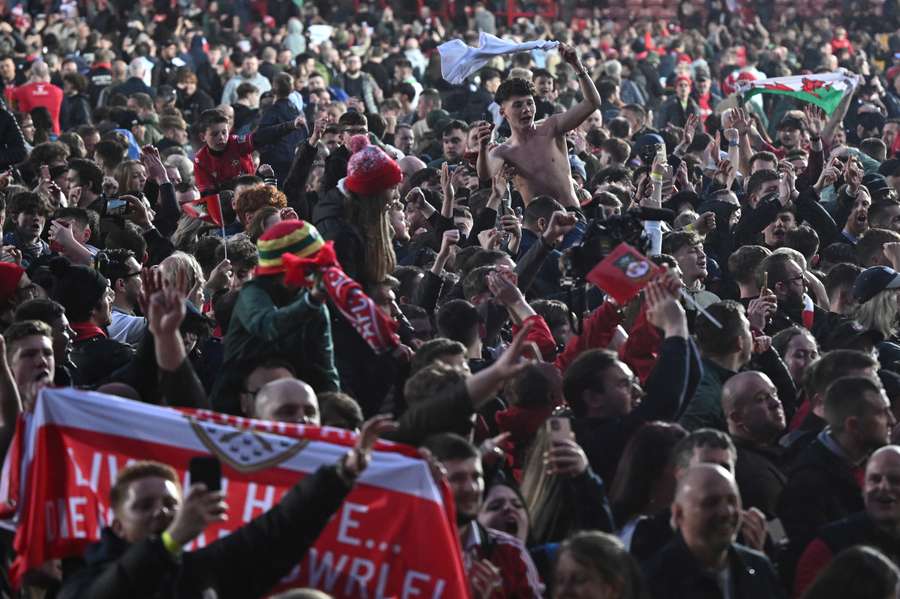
<box><xmin>519</xmin><ymin>427</ymin><xmax>560</xmax><ymax>544</ymax></box>
<box><xmin>854</xmin><ymin>289</ymin><xmax>900</xmax><ymax>339</ymax></box>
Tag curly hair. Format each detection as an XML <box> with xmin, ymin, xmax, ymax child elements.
<box><xmin>234</xmin><ymin>184</ymin><xmax>286</xmax><ymax>225</ymax></box>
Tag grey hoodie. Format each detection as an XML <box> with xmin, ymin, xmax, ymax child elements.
<box><xmin>285</xmin><ymin>18</ymin><xmax>306</xmax><ymax>57</ymax></box>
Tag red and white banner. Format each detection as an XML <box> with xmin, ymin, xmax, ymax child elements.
<box><xmin>1</xmin><ymin>388</ymin><xmax>469</xmax><ymax>598</ymax></box>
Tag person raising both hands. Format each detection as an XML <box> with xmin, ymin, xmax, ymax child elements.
<box><xmin>476</xmin><ymin>44</ymin><xmax>602</xmax><ymax>209</ymax></box>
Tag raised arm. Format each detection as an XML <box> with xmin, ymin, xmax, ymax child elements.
<box><xmin>549</xmin><ymin>44</ymin><xmax>602</xmax><ymax>135</ymax></box>
<box><xmin>476</xmin><ymin>123</ymin><xmax>504</xmax><ymax>183</ymax></box>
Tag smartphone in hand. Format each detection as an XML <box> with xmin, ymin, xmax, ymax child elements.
<box><xmin>547</xmin><ymin>416</ymin><xmax>572</xmax><ymax>444</ymax></box>
<box><xmin>189</xmin><ymin>456</ymin><xmax>221</xmax><ymax>492</ymax></box>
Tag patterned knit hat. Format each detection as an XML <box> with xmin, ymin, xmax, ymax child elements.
<box><xmin>256</xmin><ymin>219</ymin><xmax>325</xmax><ymax>276</ymax></box>
<box><xmin>344</xmin><ymin>135</ymin><xmax>403</xmax><ymax>196</ymax></box>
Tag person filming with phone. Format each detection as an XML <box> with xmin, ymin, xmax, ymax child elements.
<box><xmin>59</xmin><ymin>415</ymin><xmax>397</xmax><ymax>599</ymax></box>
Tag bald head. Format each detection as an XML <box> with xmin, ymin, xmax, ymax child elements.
<box><xmin>722</xmin><ymin>371</ymin><xmax>785</xmax><ymax>443</ymax></box>
<box><xmin>128</xmin><ymin>58</ymin><xmax>146</xmax><ymax>79</ymax></box>
<box><xmin>869</xmin><ymin>445</ymin><xmax>900</xmax><ymax>475</ymax></box>
<box><xmin>398</xmin><ymin>155</ymin><xmax>426</xmax><ymax>179</ymax></box>
<box><xmin>29</xmin><ymin>61</ymin><xmax>50</xmax><ymax>82</ymax></box>
<box><xmin>865</xmin><ymin>445</ymin><xmax>900</xmax><ymax>529</ymax></box>
<box><xmin>252</xmin><ymin>378</ymin><xmax>319</xmax><ymax>425</ymax></box>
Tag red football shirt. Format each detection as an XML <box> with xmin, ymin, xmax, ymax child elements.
<box><xmin>7</xmin><ymin>81</ymin><xmax>63</xmax><ymax>134</ymax></box>
<box><xmin>193</xmin><ymin>134</ymin><xmax>257</xmax><ymax>194</ymax></box>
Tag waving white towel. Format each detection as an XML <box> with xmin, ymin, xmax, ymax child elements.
<box><xmin>438</xmin><ymin>32</ymin><xmax>559</xmax><ymax>85</ymax></box>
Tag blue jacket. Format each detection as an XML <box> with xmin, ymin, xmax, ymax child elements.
<box><xmin>257</xmin><ymin>98</ymin><xmax>305</xmax><ymax>182</ymax></box>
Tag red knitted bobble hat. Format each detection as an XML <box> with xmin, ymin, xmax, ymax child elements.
<box><xmin>344</xmin><ymin>135</ymin><xmax>403</xmax><ymax>196</ymax></box>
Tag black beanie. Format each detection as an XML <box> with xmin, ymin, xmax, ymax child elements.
<box><xmin>49</xmin><ymin>257</ymin><xmax>109</xmax><ymax>323</ymax></box>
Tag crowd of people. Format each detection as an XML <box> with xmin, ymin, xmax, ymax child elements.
<box><xmin>1</xmin><ymin>0</ymin><xmax>900</xmax><ymax>597</ymax></box>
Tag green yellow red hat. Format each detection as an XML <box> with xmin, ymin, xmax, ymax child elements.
<box><xmin>256</xmin><ymin>219</ymin><xmax>324</xmax><ymax>276</ymax></box>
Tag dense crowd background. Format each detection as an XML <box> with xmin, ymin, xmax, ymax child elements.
<box><xmin>1</xmin><ymin>0</ymin><xmax>900</xmax><ymax>597</ymax></box>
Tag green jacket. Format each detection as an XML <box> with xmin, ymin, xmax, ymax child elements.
<box><xmin>213</xmin><ymin>276</ymin><xmax>339</xmax><ymax>414</ymax></box>
<box><xmin>678</xmin><ymin>357</ymin><xmax>736</xmax><ymax>432</ymax></box>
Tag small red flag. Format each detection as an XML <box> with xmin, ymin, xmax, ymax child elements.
<box><xmin>183</xmin><ymin>194</ymin><xmax>224</xmax><ymax>226</ymax></box>
<box><xmin>586</xmin><ymin>243</ymin><xmax>661</xmax><ymax>304</ymax></box>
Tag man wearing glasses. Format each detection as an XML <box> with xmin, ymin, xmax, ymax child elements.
<box><xmin>757</xmin><ymin>252</ymin><xmax>830</xmax><ymax>339</ymax></box>
<box><xmin>98</xmin><ymin>248</ymin><xmax>147</xmax><ymax>346</ymax></box>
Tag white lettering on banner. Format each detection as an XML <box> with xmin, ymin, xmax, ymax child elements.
<box><xmin>68</xmin><ymin>450</ymin><xmax>101</xmax><ymax>491</ymax></box>
<box><xmin>13</xmin><ymin>388</ymin><xmax>469</xmax><ymax>597</ymax></box>
<box><xmin>344</xmin><ymin>557</ymin><xmax>376</xmax><ymax>596</ymax></box>
<box><xmin>306</xmin><ymin>548</ymin><xmax>348</xmax><ymax>590</ymax></box>
<box><xmin>68</xmin><ymin>497</ymin><xmax>88</xmax><ymax>538</ymax></box>
<box><xmin>44</xmin><ymin>497</ymin><xmax>100</xmax><ymax>541</ymax></box>
<box><xmin>242</xmin><ymin>482</ymin><xmax>276</xmax><ymax>521</ymax></box>
<box><xmin>296</xmin><ymin>553</ymin><xmax>445</xmax><ymax>599</ymax></box>
<box><xmin>336</xmin><ymin>502</ymin><xmax>368</xmax><ymax>547</ymax></box>
<box><xmin>67</xmin><ymin>450</ymin><xmax>132</xmax><ymax>493</ymax></box>
<box><xmin>401</xmin><ymin>571</ymin><xmax>430</xmax><ymax>598</ymax></box>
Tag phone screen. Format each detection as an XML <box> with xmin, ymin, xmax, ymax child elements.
<box><xmin>106</xmin><ymin>198</ymin><xmax>128</xmax><ymax>216</ymax></box>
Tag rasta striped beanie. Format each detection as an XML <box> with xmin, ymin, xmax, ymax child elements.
<box><xmin>255</xmin><ymin>220</ymin><xmax>324</xmax><ymax>276</ymax></box>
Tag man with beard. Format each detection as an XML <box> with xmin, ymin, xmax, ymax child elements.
<box><xmin>642</xmin><ymin>464</ymin><xmax>785</xmax><ymax>598</ymax></box>
<box><xmin>756</xmin><ymin>253</ymin><xmax>829</xmax><ymax>339</ymax></box>
<box><xmin>723</xmin><ymin>372</ymin><xmax>788</xmax><ymax>517</ymax></box>
<box><xmin>779</xmin><ymin>376</ymin><xmax>895</xmax><ymax>578</ymax></box>
<box><xmin>424</xmin><ymin>433</ymin><xmax>542</xmax><ymax>598</ymax></box>
<box><xmin>337</xmin><ymin>54</ymin><xmax>380</xmax><ymax>115</ymax></box>
<box><xmin>99</xmin><ymin>249</ymin><xmax>147</xmax><ymax>346</ymax></box>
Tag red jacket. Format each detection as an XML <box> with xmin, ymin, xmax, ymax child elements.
<box><xmin>193</xmin><ymin>134</ymin><xmax>257</xmax><ymax>193</ymax></box>
<box><xmin>513</xmin><ymin>301</ymin><xmax>623</xmax><ymax>373</ymax></box>
<box><xmin>620</xmin><ymin>301</ymin><xmax>663</xmax><ymax>384</ymax></box>
<box><xmin>463</xmin><ymin>523</ymin><xmax>543</xmax><ymax>599</ymax></box>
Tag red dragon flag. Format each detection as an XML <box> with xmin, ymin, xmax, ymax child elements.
<box><xmin>0</xmin><ymin>388</ymin><xmax>470</xmax><ymax>598</ymax></box>
<box><xmin>737</xmin><ymin>70</ymin><xmax>860</xmax><ymax>115</ymax></box>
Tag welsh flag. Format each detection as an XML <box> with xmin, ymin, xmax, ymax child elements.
<box><xmin>737</xmin><ymin>71</ymin><xmax>861</xmax><ymax>115</ymax></box>
<box><xmin>0</xmin><ymin>388</ymin><xmax>470</xmax><ymax>597</ymax></box>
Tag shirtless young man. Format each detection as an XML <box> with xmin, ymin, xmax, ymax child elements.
<box><xmin>476</xmin><ymin>44</ymin><xmax>602</xmax><ymax>209</ymax></box>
